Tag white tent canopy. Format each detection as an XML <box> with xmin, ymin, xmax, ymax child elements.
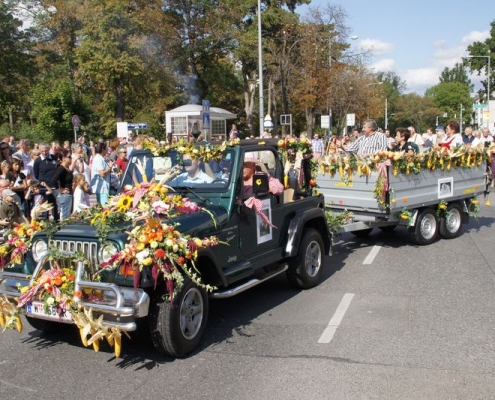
<box><xmin>165</xmin><ymin>104</ymin><xmax>236</xmax><ymax>141</ymax></box>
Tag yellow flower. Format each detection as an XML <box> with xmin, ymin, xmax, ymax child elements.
<box><xmin>136</xmin><ymin>242</ymin><xmax>145</xmax><ymax>251</ymax></box>
<box><xmin>142</xmin><ymin>257</ymin><xmax>153</xmax><ymax>266</ymax></box>
<box><xmin>118</xmin><ymin>196</ymin><xmax>133</xmax><ymax>212</ymax></box>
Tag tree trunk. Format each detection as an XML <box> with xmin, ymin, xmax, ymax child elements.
<box><xmin>115</xmin><ymin>77</ymin><xmax>125</xmax><ymax>122</ymax></box>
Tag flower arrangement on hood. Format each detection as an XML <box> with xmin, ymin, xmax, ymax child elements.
<box><xmin>88</xmin><ymin>180</ymin><xmax>222</xmax><ymax>298</ymax></box>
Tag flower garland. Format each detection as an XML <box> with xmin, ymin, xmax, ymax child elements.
<box><xmin>0</xmin><ymin>220</ymin><xmax>47</xmax><ymax>269</ymax></box>
<box><xmin>142</xmin><ymin>137</ymin><xmax>240</xmax><ymax>162</ymax></box>
<box><xmin>319</xmin><ymin>144</ymin><xmax>491</xmax><ymax>208</ymax></box>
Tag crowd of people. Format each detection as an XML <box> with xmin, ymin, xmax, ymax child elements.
<box><xmin>0</xmin><ymin>133</ymin><xmax>138</xmax><ymax>232</ymax></box>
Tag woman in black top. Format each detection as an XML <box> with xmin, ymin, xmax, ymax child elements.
<box><xmin>393</xmin><ymin>127</ymin><xmax>420</xmax><ymax>154</ymax></box>
<box><xmin>51</xmin><ymin>149</ymin><xmax>74</xmax><ymax>220</ymax></box>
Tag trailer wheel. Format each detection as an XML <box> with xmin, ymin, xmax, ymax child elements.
<box><xmin>439</xmin><ymin>203</ymin><xmax>463</xmax><ymax>239</ymax></box>
<box><xmin>150</xmin><ymin>278</ymin><xmax>209</xmax><ymax>358</ymax></box>
<box><xmin>408</xmin><ymin>208</ymin><xmax>438</xmax><ymax>245</ymax></box>
<box><xmin>351</xmin><ymin>228</ymin><xmax>373</xmax><ymax>237</ymax></box>
<box><xmin>287</xmin><ymin>228</ymin><xmax>324</xmax><ymax>289</ymax></box>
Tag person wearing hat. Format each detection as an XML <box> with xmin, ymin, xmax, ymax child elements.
<box><xmin>0</xmin><ymin>188</ymin><xmax>27</xmax><ymax>228</ymax></box>
<box><xmin>242</xmin><ymin>153</ymin><xmax>283</xmax><ymax>197</ymax></box>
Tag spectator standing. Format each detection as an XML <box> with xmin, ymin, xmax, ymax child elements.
<box><xmin>26</xmin><ymin>149</ymin><xmax>40</xmax><ymax>181</ymax></box>
<box><xmin>13</xmin><ymin>139</ymin><xmax>31</xmax><ymax>177</ymax></box>
<box><xmin>115</xmin><ymin>147</ymin><xmax>128</xmax><ymax>175</ymax></box>
<box><xmin>344</xmin><ymin>119</ymin><xmax>388</xmax><ymax>156</ymax></box>
<box><xmin>229</xmin><ymin>124</ymin><xmax>239</xmax><ymax>140</ymax></box>
<box><xmin>311</xmin><ymin>134</ymin><xmax>324</xmax><ymax>159</ymax></box>
<box><xmin>51</xmin><ymin>149</ymin><xmax>74</xmax><ymax>220</ymax></box>
<box><xmin>33</xmin><ymin>143</ymin><xmax>59</xmax><ymax>220</ymax></box>
<box><xmin>25</xmin><ymin>180</ymin><xmax>52</xmax><ymax>221</ymax></box>
<box><xmin>10</xmin><ymin>157</ymin><xmax>28</xmax><ymax>217</ymax></box>
<box><xmin>50</xmin><ymin>141</ymin><xmax>61</xmax><ymax>158</ymax></box>
<box><xmin>0</xmin><ymin>188</ymin><xmax>27</xmax><ymax>228</ymax></box>
<box><xmin>90</xmin><ymin>142</ymin><xmax>113</xmax><ymax>205</ymax></box>
<box><xmin>72</xmin><ymin>174</ymin><xmax>91</xmax><ymax>213</ymax></box>
<box><xmin>0</xmin><ymin>142</ymin><xmax>12</xmax><ymax>163</ymax></box>
<box><xmin>71</xmin><ymin>143</ymin><xmax>91</xmax><ymax>185</ymax></box>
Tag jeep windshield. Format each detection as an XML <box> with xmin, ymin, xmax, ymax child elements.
<box><xmin>120</xmin><ymin>148</ymin><xmax>235</xmax><ymax>192</ymax></box>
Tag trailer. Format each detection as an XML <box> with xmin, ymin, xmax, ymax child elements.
<box><xmin>317</xmin><ymin>164</ymin><xmax>487</xmax><ymax>245</ymax></box>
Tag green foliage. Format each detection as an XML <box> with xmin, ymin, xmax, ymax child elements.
<box><xmin>425</xmin><ymin>82</ymin><xmax>473</xmax><ymax>126</ymax></box>
<box><xmin>30</xmin><ymin>72</ymin><xmax>92</xmax><ymax>142</ymax></box>
<box><xmin>439</xmin><ymin>63</ymin><xmax>473</xmax><ymax>90</ymax></box>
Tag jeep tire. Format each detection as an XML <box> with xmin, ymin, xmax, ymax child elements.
<box><xmin>150</xmin><ymin>277</ymin><xmax>209</xmax><ymax>358</ymax></box>
<box><xmin>286</xmin><ymin>227</ymin><xmax>324</xmax><ymax>289</ymax></box>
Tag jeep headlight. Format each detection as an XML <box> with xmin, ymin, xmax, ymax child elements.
<box><xmin>99</xmin><ymin>242</ymin><xmax>119</xmax><ymax>264</ymax></box>
<box><xmin>32</xmin><ymin>239</ymin><xmax>48</xmax><ymax>263</ymax></box>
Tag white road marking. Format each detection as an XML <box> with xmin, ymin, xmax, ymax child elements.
<box><xmin>318</xmin><ymin>293</ymin><xmax>355</xmax><ymax>344</ymax></box>
<box><xmin>363</xmin><ymin>243</ymin><xmax>383</xmax><ymax>264</ymax></box>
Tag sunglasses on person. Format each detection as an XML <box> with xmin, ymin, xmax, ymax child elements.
<box><xmin>0</xmin><ymin>147</ymin><xmax>8</xmax><ymax>150</ymax></box>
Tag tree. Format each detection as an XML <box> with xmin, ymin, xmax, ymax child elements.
<box><xmin>0</xmin><ymin>1</ymin><xmax>35</xmax><ymax>133</ymax></box>
<box><xmin>439</xmin><ymin>63</ymin><xmax>473</xmax><ymax>90</ymax></box>
<box><xmin>466</xmin><ymin>20</ymin><xmax>494</xmax><ymax>102</ymax></box>
<box><xmin>425</xmin><ymin>82</ymin><xmax>472</xmax><ymax>127</ymax></box>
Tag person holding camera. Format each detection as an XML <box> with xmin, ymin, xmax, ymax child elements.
<box><xmin>90</xmin><ymin>142</ymin><xmax>114</xmax><ymax>205</ymax></box>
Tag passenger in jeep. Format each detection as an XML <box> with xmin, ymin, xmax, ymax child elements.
<box><xmin>165</xmin><ymin>154</ymin><xmax>213</xmax><ymax>186</ymax></box>
<box><xmin>242</xmin><ymin>159</ymin><xmax>283</xmax><ymax>196</ymax></box>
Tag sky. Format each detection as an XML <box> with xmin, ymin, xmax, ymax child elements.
<box><xmin>296</xmin><ymin>0</ymin><xmax>493</xmax><ymax>95</ymax></box>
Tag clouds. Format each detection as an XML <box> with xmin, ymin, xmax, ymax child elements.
<box><xmin>358</xmin><ymin>30</ymin><xmax>491</xmax><ymax>94</ymax></box>
<box><xmin>357</xmin><ymin>38</ymin><xmax>394</xmax><ymax>56</ymax></box>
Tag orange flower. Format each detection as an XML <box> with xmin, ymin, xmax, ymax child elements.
<box><xmin>155</xmin><ymin>249</ymin><xmax>165</xmax><ymax>258</ymax></box>
<box><xmin>138</xmin><ymin>234</ymin><xmax>149</xmax><ymax>244</ymax></box>
<box><xmin>74</xmin><ymin>290</ymin><xmax>83</xmax><ymax>298</ymax></box>
<box><xmin>53</xmin><ymin>276</ymin><xmax>63</xmax><ymax>286</ymax></box>
<box><xmin>177</xmin><ymin>256</ymin><xmax>186</xmax><ymax>264</ymax></box>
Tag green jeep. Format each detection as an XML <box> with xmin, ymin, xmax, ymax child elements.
<box><xmin>0</xmin><ymin>138</ymin><xmax>331</xmax><ymax>357</ymax></box>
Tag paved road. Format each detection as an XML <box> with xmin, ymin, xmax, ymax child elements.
<box><xmin>1</xmin><ymin>195</ymin><xmax>495</xmax><ymax>399</ymax></box>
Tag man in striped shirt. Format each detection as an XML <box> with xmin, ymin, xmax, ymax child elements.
<box><xmin>343</xmin><ymin>119</ymin><xmax>388</xmax><ymax>156</ymax></box>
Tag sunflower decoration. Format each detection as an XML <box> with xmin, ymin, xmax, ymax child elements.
<box><xmin>397</xmin><ymin>208</ymin><xmax>413</xmax><ymax>226</ymax></box>
<box><xmin>117</xmin><ymin>195</ymin><xmax>133</xmax><ymax>213</ymax></box>
<box><xmin>436</xmin><ymin>200</ymin><xmax>450</xmax><ymax>218</ymax></box>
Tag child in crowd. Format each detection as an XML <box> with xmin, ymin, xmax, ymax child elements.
<box><xmin>25</xmin><ymin>179</ymin><xmax>53</xmax><ymax>221</ymax></box>
<box><xmin>73</xmin><ymin>174</ymin><xmax>91</xmax><ymax>213</ymax></box>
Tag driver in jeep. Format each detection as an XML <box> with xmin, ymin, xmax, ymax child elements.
<box><xmin>163</xmin><ymin>154</ymin><xmax>213</xmax><ymax>186</ymax></box>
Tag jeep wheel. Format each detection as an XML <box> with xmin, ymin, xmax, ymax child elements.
<box><xmin>150</xmin><ymin>277</ymin><xmax>209</xmax><ymax>358</ymax></box>
<box><xmin>25</xmin><ymin>316</ymin><xmax>70</xmax><ymax>333</ymax></box>
<box><xmin>287</xmin><ymin>228</ymin><xmax>324</xmax><ymax>289</ymax></box>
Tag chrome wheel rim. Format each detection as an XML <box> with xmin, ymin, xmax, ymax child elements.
<box><xmin>179</xmin><ymin>287</ymin><xmax>204</xmax><ymax>340</ymax></box>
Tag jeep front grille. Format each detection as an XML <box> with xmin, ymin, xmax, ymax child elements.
<box><xmin>49</xmin><ymin>239</ymin><xmax>98</xmax><ymax>265</ymax></box>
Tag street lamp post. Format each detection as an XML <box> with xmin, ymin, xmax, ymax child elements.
<box><xmin>466</xmin><ymin>52</ymin><xmax>491</xmax><ymax>128</ymax></box>
<box><xmin>257</xmin><ymin>0</ymin><xmax>264</xmax><ymax>137</ymax></box>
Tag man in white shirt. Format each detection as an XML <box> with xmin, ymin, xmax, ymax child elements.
<box><xmin>480</xmin><ymin>128</ymin><xmax>494</xmax><ymax>147</ymax></box>
<box><xmin>407</xmin><ymin>126</ymin><xmax>424</xmax><ymax>152</ymax></box>
<box><xmin>167</xmin><ymin>154</ymin><xmax>213</xmax><ymax>186</ymax></box>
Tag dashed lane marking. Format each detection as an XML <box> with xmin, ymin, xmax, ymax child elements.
<box><xmin>318</xmin><ymin>293</ymin><xmax>355</xmax><ymax>344</ymax></box>
<box><xmin>363</xmin><ymin>243</ymin><xmax>383</xmax><ymax>265</ymax></box>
